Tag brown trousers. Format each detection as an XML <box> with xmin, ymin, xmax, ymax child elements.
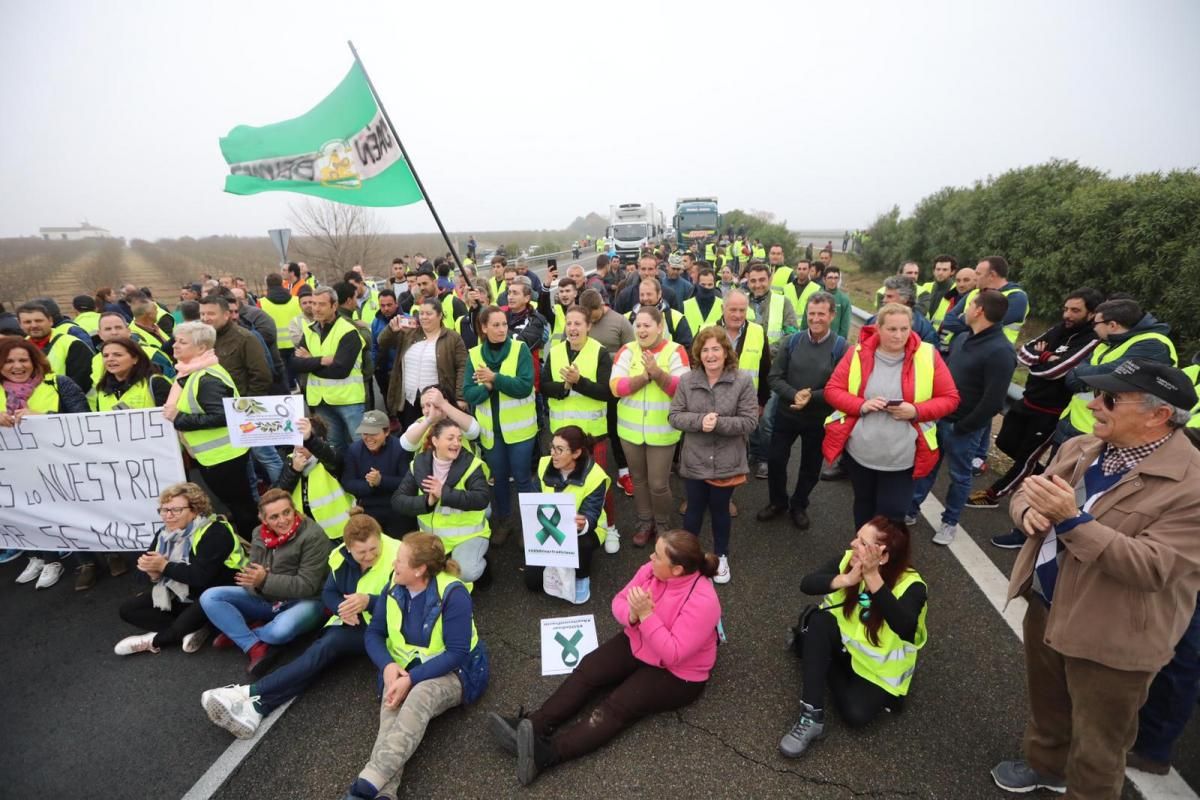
<box><xmin>1022</xmin><ymin>599</ymin><xmax>1154</xmax><ymax>799</ymax></box>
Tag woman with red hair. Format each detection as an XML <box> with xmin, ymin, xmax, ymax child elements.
<box><xmin>779</xmin><ymin>516</ymin><xmax>929</xmax><ymax>759</ymax></box>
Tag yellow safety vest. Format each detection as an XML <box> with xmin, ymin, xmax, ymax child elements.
<box><xmin>36</xmin><ymin>332</ymin><xmax>86</xmax><ymax>379</ymax></box>
<box><xmin>536</xmin><ymin>456</ymin><xmax>609</xmax><ymax>546</ymax></box>
<box><xmin>822</xmin><ymin>550</ymin><xmax>928</xmax><ymax>697</ymax></box>
<box><xmin>745</xmin><ymin>294</ymin><xmax>786</xmax><ymax>346</ymax></box>
<box><xmin>752</xmin><ymin>245</ymin><xmax>766</xmax><ymax>261</ymax></box>
<box><xmin>292</xmin><ymin>464</ymin><xmax>355</xmax><ymax>541</ymax></box>
<box><xmin>325</xmin><ymin>534</ymin><xmax>399</xmax><ymax>627</ymax></box>
<box><xmin>259</xmin><ymin>296</ymin><xmax>302</xmax><ymax>351</ymax></box>
<box><xmin>1060</xmin><ymin>332</ymin><xmax>1179</xmax><ymax>434</ymax></box>
<box><xmin>190</xmin><ymin>516</ymin><xmax>248</xmax><ymax>573</ymax></box>
<box><xmin>417</xmin><ymin>454</ymin><xmax>490</xmax><ymax>552</ymax></box>
<box><xmin>303</xmin><ymin>317</ymin><xmax>366</xmax><ymax>407</ymax></box>
<box><xmin>825</xmin><ymin>342</ymin><xmax>939</xmax><ymax>452</ymax></box>
<box><xmin>130</xmin><ymin>321</ymin><xmax>169</xmax><ymax>347</ymax></box>
<box><xmin>728</xmin><ymin>322</ymin><xmax>767</xmax><ymax>389</ymax></box>
<box><xmin>1184</xmin><ymin>365</ymin><xmax>1200</xmax><ymax>429</ymax></box>
<box><xmin>683</xmin><ymin>296</ymin><xmax>724</xmax><ymax>335</ymax></box>
<box><xmin>958</xmin><ymin>287</ymin><xmax>1029</xmax><ymax>345</ymax></box>
<box><xmin>469</xmin><ymin>341</ymin><xmax>537</xmax><ymax>449</ymax></box>
<box><xmin>487</xmin><ymin>276</ymin><xmax>506</xmax><ymax>303</ymax></box>
<box><xmin>770</xmin><ymin>266</ymin><xmax>794</xmax><ymax>292</ymax></box>
<box><xmin>704</xmin><ymin>243</ymin><xmax>716</xmax><ymax>263</ymax></box>
<box><xmin>782</xmin><ymin>281</ymin><xmax>818</xmax><ymax>328</ymax></box>
<box><xmin>176</xmin><ymin>365</ymin><xmax>249</xmax><ymax>466</ymax></box>
<box><xmin>353</xmin><ymin>287</ymin><xmax>380</xmax><ymax>323</ymax></box>
<box><xmin>440</xmin><ymin>293</ymin><xmax>462</xmax><ymax>326</ymax></box>
<box><xmin>95</xmin><ymin>376</ymin><xmax>163</xmax><ymax>411</ymax></box>
<box><xmin>0</xmin><ymin>374</ymin><xmax>61</xmax><ymax>414</ymax></box>
<box><xmin>551</xmin><ymin>305</ymin><xmax>567</xmax><ymax>340</ymax></box>
<box><xmin>615</xmin><ymin>341</ymin><xmax>683</xmax><ymax>446</ymax></box>
<box><xmin>547</xmin><ymin>338</ymin><xmax>607</xmax><ymax>437</ymax></box>
<box><xmin>88</xmin><ymin>344</ymin><xmax>170</xmax><ymax>406</ymax></box>
<box><xmin>385</xmin><ymin>571</ymin><xmax>480</xmax><ymax>666</ymax></box>
<box><xmin>930</xmin><ymin>293</ymin><xmax>954</xmax><ymax>327</ymax></box>
<box><xmin>74</xmin><ymin>311</ymin><xmax>101</xmax><ymax>337</ymax></box>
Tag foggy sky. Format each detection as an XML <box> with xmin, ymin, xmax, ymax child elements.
<box><xmin>2</xmin><ymin>0</ymin><xmax>1197</xmax><ymax>241</ymax></box>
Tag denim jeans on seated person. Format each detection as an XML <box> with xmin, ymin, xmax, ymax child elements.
<box><xmin>199</xmin><ymin>585</ymin><xmax>326</xmax><ymax>653</ymax></box>
<box><xmin>908</xmin><ymin>420</ymin><xmax>978</xmax><ymax>528</ymax></box>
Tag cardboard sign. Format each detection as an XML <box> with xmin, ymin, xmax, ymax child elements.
<box><xmin>540</xmin><ymin>615</ymin><xmax>600</xmax><ymax>676</ymax></box>
<box><xmin>518</xmin><ymin>492</ymin><xmax>579</xmax><ymax>569</ymax></box>
<box><xmin>223</xmin><ymin>395</ymin><xmax>304</xmax><ymax>447</ymax></box>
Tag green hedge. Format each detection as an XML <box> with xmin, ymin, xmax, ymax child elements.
<box><xmin>862</xmin><ymin>160</ymin><xmax>1200</xmax><ymax>357</ymax></box>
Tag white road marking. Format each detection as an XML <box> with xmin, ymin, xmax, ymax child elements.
<box><xmin>918</xmin><ymin>495</ymin><xmax>1198</xmax><ymax>800</ymax></box>
<box><xmin>181</xmin><ymin>698</ymin><xmax>294</xmax><ymax>800</ymax></box>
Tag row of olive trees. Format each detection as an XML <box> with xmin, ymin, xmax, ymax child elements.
<box><xmin>860</xmin><ymin>160</ymin><xmax>1200</xmax><ymax>356</ymax></box>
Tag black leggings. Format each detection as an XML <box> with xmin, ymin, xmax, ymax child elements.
<box><xmin>843</xmin><ymin>453</ymin><xmax>913</xmax><ymax>531</ymax></box>
<box><xmin>118</xmin><ymin>591</ymin><xmax>210</xmax><ymax>648</ymax></box>
<box><xmin>197</xmin><ymin>453</ymin><xmax>260</xmax><ymax>540</ymax></box>
<box><xmin>801</xmin><ymin>608</ymin><xmax>901</xmax><ymax>728</ymax></box>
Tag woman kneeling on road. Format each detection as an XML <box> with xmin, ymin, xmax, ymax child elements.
<box><xmin>114</xmin><ymin>482</ymin><xmax>246</xmax><ymax>656</ymax></box>
<box><xmin>342</xmin><ymin>532</ymin><xmax>489</xmax><ymax>800</ymax></box>
<box><xmin>201</xmin><ymin>512</ymin><xmax>398</xmax><ymax>738</ymax></box>
<box><xmin>779</xmin><ymin>515</ymin><xmax>928</xmax><ymax>759</ymax></box>
<box><xmin>488</xmin><ymin>530</ymin><xmax>721</xmax><ymax>786</ymax></box>
<box><xmin>523</xmin><ymin>424</ymin><xmax>610</xmax><ymax>604</ymax></box>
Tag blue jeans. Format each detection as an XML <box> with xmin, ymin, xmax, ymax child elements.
<box><xmin>749</xmin><ymin>394</ymin><xmax>777</xmax><ymax>464</ymax></box>
<box><xmin>314</xmin><ymin>402</ymin><xmax>365</xmax><ymax>454</ymax></box>
<box><xmin>485</xmin><ymin>437</ymin><xmax>536</xmax><ymax>519</ymax></box>
<box><xmin>198</xmin><ymin>586</ymin><xmax>325</xmax><ymax>652</ymax></box>
<box><xmin>908</xmin><ymin>421</ymin><xmax>978</xmax><ymax>527</ymax></box>
<box><xmin>1134</xmin><ymin>593</ymin><xmax>1200</xmax><ymax>762</ymax></box>
<box><xmin>253</xmin><ymin>624</ymin><xmax>365</xmax><ymax>713</ymax></box>
<box><xmin>970</xmin><ymin>424</ymin><xmax>990</xmax><ymax>462</ymax></box>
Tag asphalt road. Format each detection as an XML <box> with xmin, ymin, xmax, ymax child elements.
<box><xmin>3</xmin><ymin>448</ymin><xmax>1196</xmax><ymax>800</ymax></box>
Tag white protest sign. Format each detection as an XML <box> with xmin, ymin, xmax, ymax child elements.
<box><xmin>222</xmin><ymin>395</ymin><xmax>304</xmax><ymax>447</ymax></box>
<box><xmin>540</xmin><ymin>615</ymin><xmax>599</xmax><ymax>676</ymax></box>
<box><xmin>518</xmin><ymin>492</ymin><xmax>579</xmax><ymax>569</ymax></box>
<box><xmin>0</xmin><ymin>408</ymin><xmax>187</xmax><ymax>552</ymax></box>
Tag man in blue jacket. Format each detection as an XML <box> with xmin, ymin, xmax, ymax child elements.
<box><xmin>343</xmin><ymin>411</ymin><xmax>410</xmax><ymax>533</ymax></box>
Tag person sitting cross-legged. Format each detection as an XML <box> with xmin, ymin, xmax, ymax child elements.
<box><xmin>200</xmin><ymin>512</ymin><xmax>398</xmax><ymax>738</ymax></box>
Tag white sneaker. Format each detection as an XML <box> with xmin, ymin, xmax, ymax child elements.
<box><xmin>932</xmin><ymin>522</ymin><xmax>957</xmax><ymax>546</ymax></box>
<box><xmin>202</xmin><ymin>684</ymin><xmax>262</xmax><ymax>739</ymax></box>
<box><xmin>35</xmin><ymin>561</ymin><xmax>64</xmax><ymax>589</ymax></box>
<box><xmin>16</xmin><ymin>557</ymin><xmax>45</xmax><ymax>584</ymax></box>
<box><xmin>114</xmin><ymin>632</ymin><xmax>160</xmax><ymax>656</ymax></box>
<box><xmin>604</xmin><ymin>527</ymin><xmax>621</xmax><ymax>554</ymax></box>
<box><xmin>903</xmin><ymin>514</ymin><xmax>918</xmax><ymax>527</ymax></box>
<box><xmin>714</xmin><ymin>556</ymin><xmax>731</xmax><ymax>585</ymax></box>
<box><xmin>182</xmin><ymin>626</ymin><xmax>211</xmax><ymax>653</ymax></box>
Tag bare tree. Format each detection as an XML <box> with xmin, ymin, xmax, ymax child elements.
<box><xmin>289</xmin><ymin>200</ymin><xmax>383</xmax><ymax>283</ymax></box>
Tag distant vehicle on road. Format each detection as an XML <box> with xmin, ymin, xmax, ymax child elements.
<box><xmin>674</xmin><ymin>196</ymin><xmax>721</xmax><ymax>251</ymax></box>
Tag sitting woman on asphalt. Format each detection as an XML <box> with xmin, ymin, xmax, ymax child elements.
<box><xmin>487</xmin><ymin>530</ymin><xmax>721</xmax><ymax>786</ymax></box>
<box><xmin>275</xmin><ymin>415</ymin><xmax>353</xmax><ymax>543</ymax></box>
<box><xmin>0</xmin><ymin>338</ymin><xmax>89</xmax><ymax>588</ymax></box>
<box><xmin>778</xmin><ymin>515</ymin><xmax>928</xmax><ymax>759</ymax></box>
<box><xmin>201</xmin><ymin>512</ymin><xmax>399</xmax><ymax>739</ymax></box>
<box><xmin>199</xmin><ymin>489</ymin><xmax>332</xmax><ymax>677</ymax></box>
<box><xmin>823</xmin><ymin>303</ymin><xmax>958</xmax><ymax>529</ymax></box>
<box><xmin>114</xmin><ymin>482</ymin><xmax>246</xmax><ymax>656</ymax></box>
<box><xmin>392</xmin><ymin>418</ymin><xmax>492</xmax><ymax>585</ymax></box>
<box><xmin>344</xmin><ymin>532</ymin><xmax>489</xmax><ymax>800</ymax></box>
<box><xmin>522</xmin><ymin>424</ymin><xmax>610</xmax><ymax>604</ymax></box>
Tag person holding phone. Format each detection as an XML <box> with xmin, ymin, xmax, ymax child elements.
<box><xmin>823</xmin><ymin>303</ymin><xmax>959</xmax><ymax>529</ymax></box>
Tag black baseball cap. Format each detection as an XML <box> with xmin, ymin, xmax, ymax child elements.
<box><xmin>1081</xmin><ymin>358</ymin><xmax>1198</xmax><ymax>410</ymax></box>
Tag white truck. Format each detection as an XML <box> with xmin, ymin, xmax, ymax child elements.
<box><xmin>608</xmin><ymin>202</ymin><xmax>659</xmax><ymax>264</ymax></box>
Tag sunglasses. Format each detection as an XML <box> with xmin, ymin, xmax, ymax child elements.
<box><xmin>1092</xmin><ymin>390</ymin><xmax>1142</xmax><ymax>411</ymax></box>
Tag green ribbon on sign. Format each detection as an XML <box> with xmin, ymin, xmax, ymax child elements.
<box><xmin>555</xmin><ymin>630</ymin><xmax>584</xmax><ymax>666</ymax></box>
<box><xmin>535</xmin><ymin>504</ymin><xmax>567</xmax><ymax>546</ymax></box>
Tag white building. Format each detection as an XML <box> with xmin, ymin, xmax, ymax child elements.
<box><xmin>39</xmin><ymin>222</ymin><xmax>112</xmax><ymax>241</ymax></box>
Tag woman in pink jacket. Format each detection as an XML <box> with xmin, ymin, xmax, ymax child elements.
<box><xmin>486</xmin><ymin>530</ymin><xmax>722</xmax><ymax>786</ymax></box>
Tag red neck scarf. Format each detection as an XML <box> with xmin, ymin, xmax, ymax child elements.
<box><xmin>260</xmin><ymin>515</ymin><xmax>302</xmax><ymax>549</ymax></box>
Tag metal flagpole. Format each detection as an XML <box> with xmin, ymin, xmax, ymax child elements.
<box><xmin>346</xmin><ymin>40</ymin><xmax>467</xmax><ymax>281</ymax></box>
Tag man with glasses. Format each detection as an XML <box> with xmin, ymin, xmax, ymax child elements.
<box><xmin>992</xmin><ymin>358</ymin><xmax>1200</xmax><ymax>797</ymax></box>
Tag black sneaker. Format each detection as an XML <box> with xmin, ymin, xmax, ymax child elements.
<box><xmin>990</xmin><ymin>530</ymin><xmax>1026</xmax><ymax>550</ymax></box>
<box><xmin>516</xmin><ymin>718</ymin><xmax>557</xmax><ymax>786</ymax></box>
<box><xmin>486</xmin><ymin>709</ymin><xmax>524</xmax><ymax>756</ymax></box>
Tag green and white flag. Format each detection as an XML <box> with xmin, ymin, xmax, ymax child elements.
<box><xmin>220</xmin><ymin>62</ymin><xmax>423</xmax><ymax>207</ymax></box>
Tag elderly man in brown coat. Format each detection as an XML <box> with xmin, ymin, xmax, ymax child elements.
<box><xmin>991</xmin><ymin>358</ymin><xmax>1200</xmax><ymax>799</ymax></box>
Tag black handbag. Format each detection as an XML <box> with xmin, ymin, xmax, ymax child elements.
<box><xmin>787</xmin><ymin>600</ymin><xmax>850</xmax><ymax>658</ymax></box>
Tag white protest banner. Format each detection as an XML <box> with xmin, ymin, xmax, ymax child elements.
<box><xmin>540</xmin><ymin>615</ymin><xmax>599</xmax><ymax>676</ymax></box>
<box><xmin>0</xmin><ymin>408</ymin><xmax>187</xmax><ymax>552</ymax></box>
<box><xmin>518</xmin><ymin>492</ymin><xmax>579</xmax><ymax>569</ymax></box>
<box><xmin>222</xmin><ymin>395</ymin><xmax>304</xmax><ymax>447</ymax></box>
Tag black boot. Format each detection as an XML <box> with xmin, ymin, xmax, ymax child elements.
<box><xmin>516</xmin><ymin>718</ymin><xmax>557</xmax><ymax>786</ymax></box>
<box><xmin>485</xmin><ymin>707</ymin><xmax>525</xmax><ymax>756</ymax></box>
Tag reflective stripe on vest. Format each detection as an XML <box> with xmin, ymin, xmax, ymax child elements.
<box><xmin>616</xmin><ymin>342</ymin><xmax>683</xmax><ymax>446</ymax></box>
<box><xmin>1060</xmin><ymin>332</ymin><xmax>1179</xmax><ymax>434</ymax></box>
<box><xmin>683</xmin><ymin>297</ymin><xmax>723</xmax><ymax>335</ymax></box>
<box><xmin>190</xmin><ymin>516</ymin><xmax>248</xmax><ymax>572</ymax></box>
<box><xmin>303</xmin><ymin>317</ymin><xmax>366</xmax><ymax>406</ymax></box>
<box><xmin>821</xmin><ymin>550</ymin><xmax>927</xmax><ymax>696</ymax></box>
<box><xmin>825</xmin><ymin>342</ymin><xmax>938</xmax><ymax>451</ymax></box>
<box><xmin>470</xmin><ymin>342</ymin><xmax>537</xmax><ymax>449</ymax></box>
<box><xmin>417</xmin><ymin>455</ymin><xmax>490</xmax><ymax>552</ymax></box>
<box><xmin>41</xmin><ymin>333</ymin><xmax>82</xmax><ymax>376</ymax></box>
<box><xmin>0</xmin><ymin>374</ymin><xmax>61</xmax><ymax>414</ymax></box>
<box><xmin>177</xmin><ymin>365</ymin><xmax>249</xmax><ymax>466</ymax></box>
<box><xmin>782</xmin><ymin>280</ymin><xmax>819</xmax><ymax>322</ymax></box>
<box><xmin>293</xmin><ymin>465</ymin><xmax>355</xmax><ymax>541</ymax></box>
<box><xmin>325</xmin><ymin>534</ymin><xmax>399</xmax><ymax>626</ymax></box>
<box><xmin>732</xmin><ymin>322</ymin><xmax>766</xmax><ymax>389</ymax></box>
<box><xmin>537</xmin><ymin>456</ymin><xmax>609</xmax><ymax>545</ymax></box>
<box><xmin>385</xmin><ymin>571</ymin><xmax>480</xmax><ymax>666</ymax></box>
<box><xmin>547</xmin><ymin>338</ymin><xmax>607</xmax><ymax>437</ymax></box>
<box><xmin>260</xmin><ymin>296</ymin><xmax>302</xmax><ymax>350</ymax></box>
<box><xmin>770</xmin><ymin>266</ymin><xmax>794</xmax><ymax>292</ymax></box>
